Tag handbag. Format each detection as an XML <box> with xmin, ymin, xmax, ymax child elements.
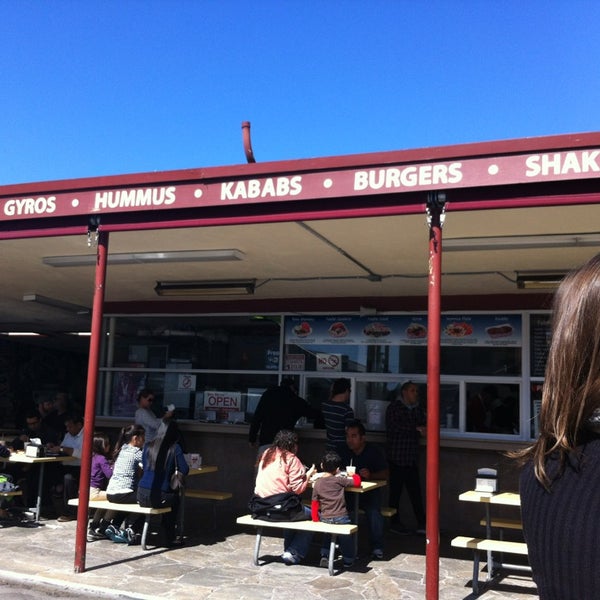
<box><xmin>248</xmin><ymin>491</ymin><xmax>308</xmax><ymax>522</ymax></box>
<box><xmin>170</xmin><ymin>465</ymin><xmax>185</xmax><ymax>491</ymax></box>
<box><xmin>168</xmin><ymin>446</ymin><xmax>186</xmax><ymax>491</ymax></box>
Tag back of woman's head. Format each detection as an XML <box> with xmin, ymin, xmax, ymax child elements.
<box><xmin>273</xmin><ymin>429</ymin><xmax>298</xmax><ymax>452</ymax></box>
<box><xmin>161</xmin><ymin>421</ymin><xmax>180</xmax><ymax>446</ymax></box>
<box><xmin>146</xmin><ymin>421</ymin><xmax>181</xmax><ymax>470</ymax></box>
<box><xmin>113</xmin><ymin>424</ymin><xmax>145</xmax><ymax>460</ymax></box>
<box><xmin>260</xmin><ymin>430</ymin><xmax>298</xmax><ymax>469</ymax></box>
<box><xmin>533</xmin><ymin>253</ymin><xmax>600</xmax><ymax>485</ymax></box>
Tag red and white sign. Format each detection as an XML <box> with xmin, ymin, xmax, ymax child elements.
<box><xmin>284</xmin><ymin>354</ymin><xmax>306</xmax><ymax>371</ymax></box>
<box><xmin>177</xmin><ymin>374</ymin><xmax>196</xmax><ymax>391</ymax></box>
<box><xmin>203</xmin><ymin>390</ymin><xmax>241</xmax><ymax>410</ymax></box>
<box><xmin>2</xmin><ymin>147</ymin><xmax>599</xmax><ymax>222</ymax></box>
<box><xmin>316</xmin><ymin>353</ymin><xmax>342</xmax><ymax>372</ymax></box>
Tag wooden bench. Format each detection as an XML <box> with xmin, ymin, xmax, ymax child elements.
<box><xmin>184</xmin><ymin>489</ymin><xmax>233</xmax><ymax>528</ymax></box>
<box><xmin>451</xmin><ymin>536</ymin><xmax>529</xmax><ymax>595</ymax></box>
<box><xmin>236</xmin><ymin>514</ymin><xmax>357</xmax><ymax>576</ymax></box>
<box><xmin>68</xmin><ymin>498</ymin><xmax>171</xmax><ymax>550</ymax></box>
<box><xmin>0</xmin><ymin>490</ymin><xmax>22</xmax><ymax>498</ymax></box>
<box><xmin>479</xmin><ymin>517</ymin><xmax>522</xmax><ymax>529</ymax></box>
<box><xmin>358</xmin><ymin>505</ymin><xmax>397</xmax><ymax>518</ymax></box>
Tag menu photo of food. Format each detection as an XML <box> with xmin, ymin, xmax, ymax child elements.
<box><xmin>328</xmin><ymin>321</ymin><xmax>349</xmax><ymax>338</ymax></box>
<box><xmin>486</xmin><ymin>323</ymin><xmax>514</xmax><ymax>338</ymax></box>
<box><xmin>444</xmin><ymin>321</ymin><xmax>473</xmax><ymax>337</ymax></box>
<box><xmin>292</xmin><ymin>321</ymin><xmax>312</xmax><ymax>337</ymax></box>
<box><xmin>363</xmin><ymin>322</ymin><xmax>391</xmax><ymax>338</ymax></box>
<box><xmin>406</xmin><ymin>322</ymin><xmax>427</xmax><ymax>339</ymax></box>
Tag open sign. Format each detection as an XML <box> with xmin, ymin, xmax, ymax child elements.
<box><xmin>203</xmin><ymin>390</ymin><xmax>241</xmax><ymax>410</ymax></box>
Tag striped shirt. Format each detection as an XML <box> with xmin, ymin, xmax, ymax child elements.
<box><xmin>321</xmin><ymin>400</ymin><xmax>354</xmax><ymax>450</ymax></box>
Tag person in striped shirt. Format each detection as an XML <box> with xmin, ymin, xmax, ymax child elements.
<box><xmin>321</xmin><ymin>378</ymin><xmax>354</xmax><ymax>454</ymax></box>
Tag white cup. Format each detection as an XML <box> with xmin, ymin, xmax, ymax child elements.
<box><xmin>346</xmin><ymin>465</ymin><xmax>356</xmax><ymax>476</ymax></box>
<box><xmin>184</xmin><ymin>453</ymin><xmax>202</xmax><ymax>468</ymax></box>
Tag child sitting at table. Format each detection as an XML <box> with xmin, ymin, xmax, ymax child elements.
<box><xmin>87</xmin><ymin>431</ymin><xmax>114</xmax><ymax>541</ymax></box>
<box><xmin>311</xmin><ymin>450</ymin><xmax>361</xmax><ymax>569</ymax></box>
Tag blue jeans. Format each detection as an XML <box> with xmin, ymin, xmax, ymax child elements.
<box><xmin>283</xmin><ymin>506</ymin><xmax>313</xmax><ymax>559</ymax></box>
<box><xmin>349</xmin><ymin>489</ymin><xmax>384</xmax><ymax>552</ymax></box>
<box><xmin>319</xmin><ymin>514</ymin><xmax>355</xmax><ymax>562</ymax></box>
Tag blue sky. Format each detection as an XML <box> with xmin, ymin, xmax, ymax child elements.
<box><xmin>1</xmin><ymin>1</ymin><xmax>599</xmax><ymax>185</ymax></box>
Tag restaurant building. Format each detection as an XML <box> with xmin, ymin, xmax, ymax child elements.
<box><xmin>1</xmin><ymin>130</ymin><xmax>600</xmax><ymax>535</ymax></box>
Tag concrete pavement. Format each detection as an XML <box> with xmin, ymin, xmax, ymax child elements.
<box><xmin>0</xmin><ymin>507</ymin><xmax>538</xmax><ymax>599</ymax></box>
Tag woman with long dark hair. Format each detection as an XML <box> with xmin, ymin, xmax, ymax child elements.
<box><xmin>105</xmin><ymin>424</ymin><xmax>145</xmax><ymax>544</ymax></box>
<box><xmin>137</xmin><ymin>420</ymin><xmax>189</xmax><ymax>547</ymax></box>
<box><xmin>517</xmin><ymin>253</ymin><xmax>600</xmax><ymax>599</ymax></box>
<box><xmin>253</xmin><ymin>430</ymin><xmax>316</xmax><ymax>565</ymax></box>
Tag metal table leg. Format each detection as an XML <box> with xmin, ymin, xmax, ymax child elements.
<box><xmin>34</xmin><ymin>463</ymin><xmax>45</xmax><ymax>523</ymax></box>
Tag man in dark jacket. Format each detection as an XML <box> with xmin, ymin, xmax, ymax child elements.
<box><xmin>248</xmin><ymin>378</ymin><xmax>317</xmax><ymax>457</ymax></box>
<box><xmin>385</xmin><ymin>380</ymin><xmax>426</xmax><ymax>535</ymax></box>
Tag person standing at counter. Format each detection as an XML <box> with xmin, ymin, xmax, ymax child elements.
<box><xmin>517</xmin><ymin>254</ymin><xmax>600</xmax><ymax>600</ymax></box>
<box><xmin>248</xmin><ymin>378</ymin><xmax>317</xmax><ymax>459</ymax></box>
<box><xmin>385</xmin><ymin>380</ymin><xmax>426</xmax><ymax>535</ymax></box>
<box><xmin>322</xmin><ymin>378</ymin><xmax>354</xmax><ymax>453</ymax></box>
<box><xmin>135</xmin><ymin>389</ymin><xmax>174</xmax><ymax>443</ymax></box>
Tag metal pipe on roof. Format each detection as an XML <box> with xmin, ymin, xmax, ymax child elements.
<box><xmin>242</xmin><ymin>121</ymin><xmax>256</xmax><ymax>163</ymax></box>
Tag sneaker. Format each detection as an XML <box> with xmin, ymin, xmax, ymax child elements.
<box><xmin>343</xmin><ymin>559</ymin><xmax>354</xmax><ymax>569</ymax></box>
<box><xmin>111</xmin><ymin>529</ymin><xmax>129</xmax><ymax>544</ymax></box>
<box><xmin>104</xmin><ymin>524</ymin><xmax>119</xmax><ymax>541</ymax></box>
<box><xmin>125</xmin><ymin>527</ymin><xmax>141</xmax><ymax>546</ymax></box>
<box><xmin>87</xmin><ymin>527</ymin><xmax>106</xmax><ymax>542</ymax></box>
<box><xmin>371</xmin><ymin>549</ymin><xmax>384</xmax><ymax>560</ymax></box>
<box><xmin>167</xmin><ymin>536</ymin><xmax>184</xmax><ymax>548</ymax></box>
<box><xmin>281</xmin><ymin>550</ymin><xmax>300</xmax><ymax>565</ymax></box>
<box><xmin>319</xmin><ymin>556</ymin><xmax>329</xmax><ymax>568</ymax></box>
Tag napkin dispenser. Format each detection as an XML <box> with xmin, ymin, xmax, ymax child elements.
<box><xmin>25</xmin><ymin>444</ymin><xmax>45</xmax><ymax>458</ymax></box>
<box><xmin>475</xmin><ymin>468</ymin><xmax>497</xmax><ymax>492</ymax></box>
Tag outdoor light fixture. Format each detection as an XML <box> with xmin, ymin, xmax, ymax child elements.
<box><xmin>23</xmin><ymin>293</ymin><xmax>90</xmax><ymax>314</ymax></box>
<box><xmin>516</xmin><ymin>272</ymin><xmax>567</xmax><ymax>290</ymax></box>
<box><xmin>444</xmin><ymin>233</ymin><xmax>600</xmax><ymax>252</ymax></box>
<box><xmin>0</xmin><ymin>332</ymin><xmax>44</xmax><ymax>337</ymax></box>
<box><xmin>43</xmin><ymin>249</ymin><xmax>245</xmax><ymax>267</ymax></box>
<box><xmin>154</xmin><ymin>279</ymin><xmax>256</xmax><ymax>297</ymax></box>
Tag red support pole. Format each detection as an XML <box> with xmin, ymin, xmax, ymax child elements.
<box><xmin>425</xmin><ymin>193</ymin><xmax>445</xmax><ymax>599</ymax></box>
<box><xmin>74</xmin><ymin>229</ymin><xmax>109</xmax><ymax>573</ymax></box>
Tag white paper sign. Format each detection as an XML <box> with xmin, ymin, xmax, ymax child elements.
<box><xmin>177</xmin><ymin>374</ymin><xmax>196</xmax><ymax>391</ymax></box>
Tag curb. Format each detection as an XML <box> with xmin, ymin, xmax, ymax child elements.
<box><xmin>0</xmin><ymin>569</ymin><xmax>156</xmax><ymax>599</ymax></box>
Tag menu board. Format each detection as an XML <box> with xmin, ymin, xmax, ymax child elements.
<box><xmin>530</xmin><ymin>314</ymin><xmax>552</xmax><ymax>377</ymax></box>
<box><xmin>285</xmin><ymin>314</ymin><xmax>522</xmax><ymax>347</ymax></box>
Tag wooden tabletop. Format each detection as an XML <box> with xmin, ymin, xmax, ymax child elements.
<box><xmin>188</xmin><ymin>465</ymin><xmax>218</xmax><ymax>476</ymax></box>
<box><xmin>0</xmin><ymin>452</ymin><xmax>75</xmax><ymax>464</ymax></box>
<box><xmin>459</xmin><ymin>490</ymin><xmax>521</xmax><ymax>506</ymax></box>
<box><xmin>347</xmin><ymin>479</ymin><xmax>387</xmax><ymax>493</ymax></box>
<box><xmin>309</xmin><ymin>476</ymin><xmax>387</xmax><ymax>493</ymax></box>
